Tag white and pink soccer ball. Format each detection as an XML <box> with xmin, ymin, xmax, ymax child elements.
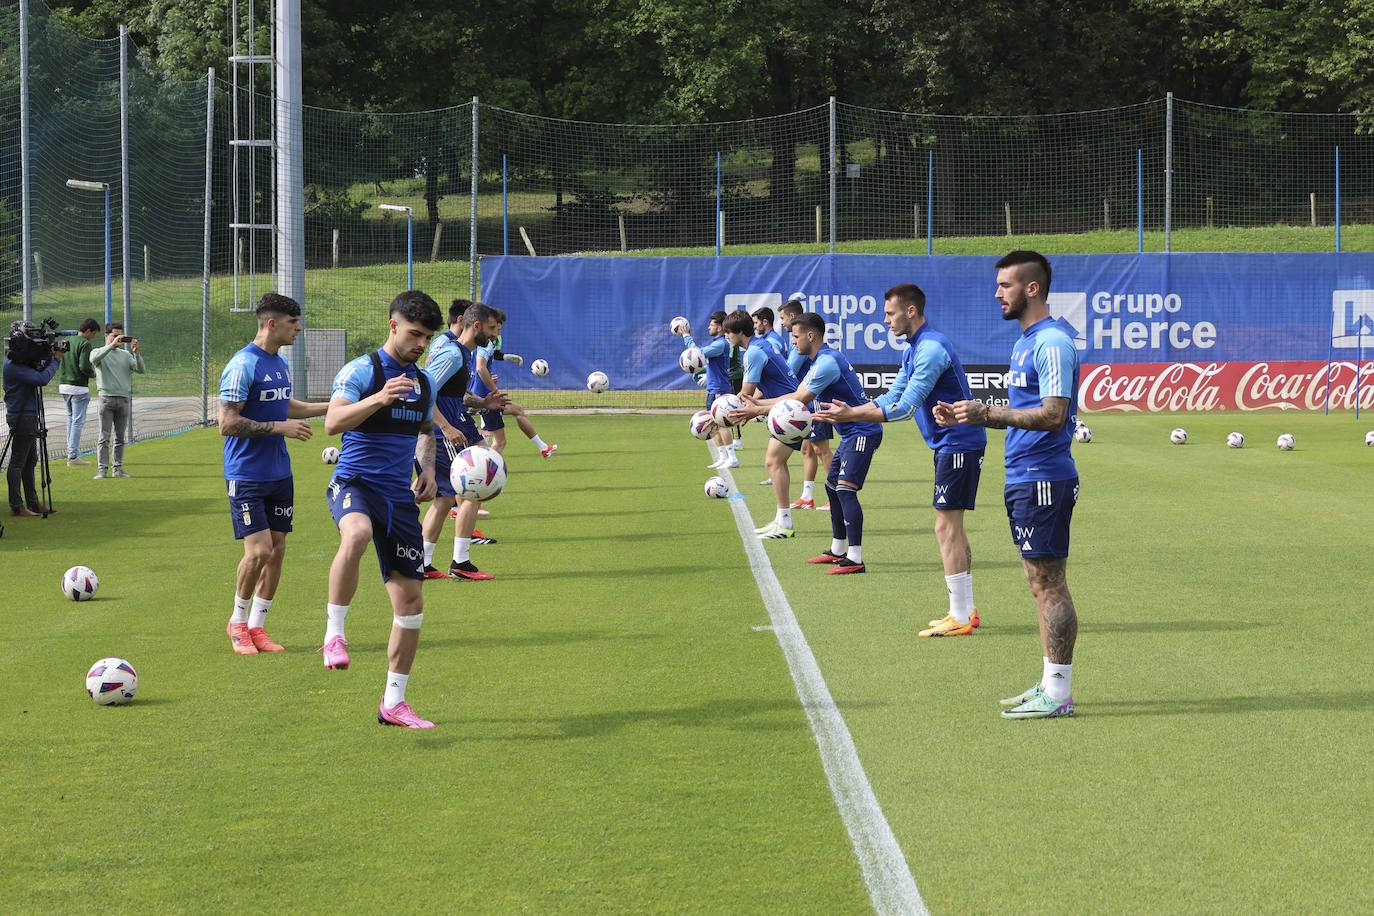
<box><xmin>86</xmin><ymin>657</ymin><xmax>137</xmax><ymax>705</ymax></box>
<box><xmin>1365</xmin><ymin>431</ymin><xmax>1374</xmax><ymax>447</ymax></box>
<box><xmin>767</xmin><ymin>399</ymin><xmax>813</xmax><ymax>444</ymax></box>
<box><xmin>710</xmin><ymin>393</ymin><xmax>744</xmax><ymax>427</ymax></box>
<box><xmin>530</xmin><ymin>358</ymin><xmax>549</xmax><ymax>377</ymax></box>
<box><xmin>1170</xmin><ymin>428</ymin><xmax>1188</xmax><ymax>445</ymax></box>
<box><xmin>1073</xmin><ymin>424</ymin><xmax>1092</xmax><ymax>443</ymax></box>
<box><xmin>670</xmin><ymin>316</ymin><xmax>690</xmax><ymax>335</ymax></box>
<box><xmin>704</xmin><ymin>476</ymin><xmax>729</xmax><ymax>498</ymax></box>
<box><xmin>587</xmin><ymin>371</ymin><xmax>610</xmax><ymax>393</ymax></box>
<box><xmin>1276</xmin><ymin>433</ymin><xmax>1295</xmax><ymax>451</ymax></box>
<box><xmin>62</xmin><ymin>565</ymin><xmax>98</xmax><ymax>602</ymax></box>
<box><xmin>450</xmin><ymin>445</ymin><xmax>508</xmax><ymax>502</ymax></box>
<box><xmin>689</xmin><ymin>410</ymin><xmax>717</xmax><ymax>440</ymax></box>
<box><xmin>679</xmin><ymin>347</ymin><xmax>707</xmax><ymax>374</ymax></box>
<box><xmin>1226</xmin><ymin>432</ymin><xmax>1245</xmax><ymax>449</ymax></box>
<box><xmin>321</xmin><ymin>446</ymin><xmax>340</xmax><ymax>464</ymax></box>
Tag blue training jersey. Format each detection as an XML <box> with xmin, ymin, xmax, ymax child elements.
<box><xmin>872</xmin><ymin>323</ymin><xmax>987</xmax><ymax>453</ymax></box>
<box><xmin>425</xmin><ymin>330</ymin><xmax>472</xmax><ymax>432</ymax></box>
<box><xmin>470</xmin><ymin>339</ymin><xmax>497</xmax><ymax>398</ymax></box>
<box><xmin>331</xmin><ymin>349</ymin><xmax>435</xmax><ymax>498</ymax></box>
<box><xmin>800</xmin><ymin>347</ymin><xmax>882</xmax><ymax>439</ymax></box>
<box><xmin>742</xmin><ymin>338</ymin><xmax>800</xmax><ymax>399</ymax></box>
<box><xmin>683</xmin><ymin>333</ymin><xmax>731</xmax><ymax>392</ymax></box>
<box><xmin>1005</xmin><ymin>317</ymin><xmax>1079</xmax><ymax>484</ymax></box>
<box><xmin>220</xmin><ymin>342</ymin><xmax>292</xmax><ymax>482</ymax></box>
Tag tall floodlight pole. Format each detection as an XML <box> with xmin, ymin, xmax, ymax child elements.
<box><xmin>276</xmin><ymin>0</ymin><xmax>306</xmax><ymax>385</ymax></box>
<box><xmin>119</xmin><ymin>25</ymin><xmax>132</xmax><ymax>334</ymax></box>
<box><xmin>68</xmin><ymin>180</ymin><xmax>113</xmax><ymax>324</ymax></box>
<box><xmin>379</xmin><ymin>204</ymin><xmax>414</xmax><ymax>288</ymax></box>
<box><xmin>20</xmin><ymin>0</ymin><xmax>32</xmax><ymax>319</ymax></box>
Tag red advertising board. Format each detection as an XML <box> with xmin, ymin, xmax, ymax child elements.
<box><xmin>1080</xmin><ymin>360</ymin><xmax>1374</xmax><ymax>412</ymax></box>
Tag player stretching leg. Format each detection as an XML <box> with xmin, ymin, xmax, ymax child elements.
<box><xmin>734</xmin><ymin>313</ymin><xmax>882</xmax><ymax>573</ymax></box>
<box><xmin>321</xmin><ymin>290</ymin><xmax>443</xmax><ymax>729</ymax></box>
<box><xmin>721</xmin><ymin>311</ymin><xmax>802</xmax><ymax>539</ymax></box>
<box><xmin>219</xmin><ymin>293</ymin><xmax>328</xmax><ymax>655</ymax></box>
<box><xmin>421</xmin><ymin>301</ymin><xmax>509</xmax><ymax>581</ymax></box>
<box><xmin>936</xmin><ymin>251</ymin><xmax>1080</xmax><ymax>719</ymax></box>
<box><xmin>472</xmin><ymin>311</ymin><xmax>556</xmax><ymax>458</ymax></box>
<box><xmin>777</xmin><ymin>300</ymin><xmax>832</xmax><ymax>511</ymax></box>
<box><xmin>679</xmin><ymin>311</ymin><xmax>737</xmax><ymax>469</ymax></box>
<box><xmin>817</xmin><ymin>283</ymin><xmax>988</xmax><ymax>635</ymax></box>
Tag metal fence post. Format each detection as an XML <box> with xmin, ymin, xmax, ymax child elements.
<box><xmin>1335</xmin><ymin>145</ymin><xmax>1342</xmax><ymax>253</ymax></box>
<box><xmin>715</xmin><ymin>150</ymin><xmax>722</xmax><ymax>256</ymax></box>
<box><xmin>926</xmin><ymin>150</ymin><xmax>933</xmax><ymax>256</ymax></box>
<box><xmin>470</xmin><ymin>97</ymin><xmax>479</xmax><ymax>298</ymax></box>
<box><xmin>119</xmin><ymin>25</ymin><xmax>132</xmax><ymax>333</ymax></box>
<box><xmin>1137</xmin><ymin>148</ymin><xmax>1143</xmax><ymax>253</ymax></box>
<box><xmin>19</xmin><ymin>0</ymin><xmax>31</xmax><ymax>319</ymax></box>
<box><xmin>502</xmin><ymin>153</ymin><xmax>508</xmax><ymax>256</ymax></box>
<box><xmin>202</xmin><ymin>69</ymin><xmax>215</xmax><ymax>426</ymax></box>
<box><xmin>1164</xmin><ymin>92</ymin><xmax>1173</xmax><ymax>253</ymax></box>
<box><xmin>828</xmin><ymin>96</ymin><xmax>837</xmax><ymax>253</ymax></box>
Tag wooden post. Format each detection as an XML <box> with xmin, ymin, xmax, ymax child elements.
<box><xmin>143</xmin><ymin>244</ymin><xmax>149</xmax><ymax>282</ymax></box>
<box><xmin>331</xmin><ymin>229</ymin><xmax>339</xmax><ymax>269</ymax></box>
<box><xmin>1310</xmin><ymin>192</ymin><xmax>1317</xmax><ymax>227</ymax></box>
<box><xmin>618</xmin><ymin>212</ymin><xmax>627</xmax><ymax>252</ymax></box>
<box><xmin>430</xmin><ymin>222</ymin><xmax>443</xmax><ymax>262</ymax></box>
<box><xmin>1206</xmin><ymin>196</ymin><xmax>1214</xmax><ymax>228</ymax></box>
<box><xmin>1004</xmin><ymin>202</ymin><xmax>1012</xmax><ymax>236</ymax></box>
<box><xmin>914</xmin><ymin>203</ymin><xmax>920</xmax><ymax>239</ymax></box>
<box><xmin>718</xmin><ymin>210</ymin><xmax>726</xmax><ymax>250</ymax></box>
<box><xmin>816</xmin><ymin>204</ymin><xmax>823</xmax><ymax>243</ymax></box>
<box><xmin>519</xmin><ymin>226</ymin><xmax>537</xmax><ymax>257</ymax></box>
<box><xmin>33</xmin><ymin>251</ymin><xmax>43</xmax><ymax>289</ymax></box>
<box><xmin>1103</xmin><ymin>199</ymin><xmax>1110</xmax><ymax>232</ymax></box>
<box><xmin>237</xmin><ymin>236</ymin><xmax>245</xmax><ymax>276</ymax></box>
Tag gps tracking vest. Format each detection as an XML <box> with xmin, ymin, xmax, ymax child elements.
<box><xmin>356</xmin><ymin>351</ymin><xmax>432</xmax><ymax>435</ymax></box>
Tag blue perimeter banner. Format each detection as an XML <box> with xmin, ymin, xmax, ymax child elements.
<box><xmin>481</xmin><ymin>253</ymin><xmax>1374</xmax><ymax>392</ymax></box>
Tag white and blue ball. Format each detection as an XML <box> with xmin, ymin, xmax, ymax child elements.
<box><xmin>1226</xmin><ymin>432</ymin><xmax>1245</xmax><ymax>449</ymax></box>
<box><xmin>689</xmin><ymin>410</ymin><xmax>717</xmax><ymax>440</ymax></box>
<box><xmin>587</xmin><ymin>371</ymin><xmax>610</xmax><ymax>393</ymax></box>
<box><xmin>704</xmin><ymin>476</ymin><xmax>729</xmax><ymax>499</ymax></box>
<box><xmin>710</xmin><ymin>393</ymin><xmax>744</xmax><ymax>428</ymax></box>
<box><xmin>450</xmin><ymin>445</ymin><xmax>508</xmax><ymax>502</ymax></box>
<box><xmin>1170</xmin><ymin>428</ymin><xmax>1188</xmax><ymax>445</ymax></box>
<box><xmin>62</xmin><ymin>566</ymin><xmax>98</xmax><ymax>602</ymax></box>
<box><xmin>86</xmin><ymin>657</ymin><xmax>137</xmax><ymax>706</ymax></box>
<box><xmin>679</xmin><ymin>347</ymin><xmax>707</xmax><ymax>374</ymax></box>
<box><xmin>530</xmin><ymin>358</ymin><xmax>549</xmax><ymax>378</ymax></box>
<box><xmin>767</xmin><ymin>399</ymin><xmax>813</xmax><ymax>445</ymax></box>
<box><xmin>321</xmin><ymin>446</ymin><xmax>340</xmax><ymax>464</ymax></box>
<box><xmin>1276</xmin><ymin>433</ymin><xmax>1295</xmax><ymax>451</ymax></box>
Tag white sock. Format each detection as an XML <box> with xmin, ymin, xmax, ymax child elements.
<box><xmin>423</xmin><ymin>540</ymin><xmax>436</xmax><ymax>567</ymax></box>
<box><xmin>801</xmin><ymin>480</ymin><xmax>815</xmax><ymax>500</ymax></box>
<box><xmin>846</xmin><ymin>544</ymin><xmax>863</xmax><ymax>564</ymax></box>
<box><xmin>230</xmin><ymin>595</ymin><xmax>250</xmax><ymax>625</ymax></box>
<box><xmin>325</xmin><ymin>603</ymin><xmax>349</xmax><ymax>641</ymax></box>
<box><xmin>531</xmin><ymin>435</ymin><xmax>547</xmax><ymax>450</ymax></box>
<box><xmin>1043</xmin><ymin>660</ymin><xmax>1073</xmax><ymax>701</ymax></box>
<box><xmin>831</xmin><ymin>538</ymin><xmax>848</xmax><ymax>556</ymax></box>
<box><xmin>945</xmin><ymin>572</ymin><xmax>973</xmax><ymax>624</ymax></box>
<box><xmin>383</xmin><ymin>671</ymin><xmax>409</xmax><ymax>708</ymax></box>
<box><xmin>248</xmin><ymin>596</ymin><xmax>272</xmax><ymax>629</ymax></box>
<box><xmin>454</xmin><ymin>537</ymin><xmax>472</xmax><ymax>564</ymax></box>
<box><xmin>775</xmin><ymin>507</ymin><xmax>792</xmax><ymax>528</ymax></box>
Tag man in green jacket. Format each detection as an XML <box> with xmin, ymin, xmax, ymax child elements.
<box><xmin>90</xmin><ymin>321</ymin><xmax>146</xmax><ymax>479</ymax></box>
<box><xmin>57</xmin><ymin>318</ymin><xmax>100</xmax><ymax>467</ymax></box>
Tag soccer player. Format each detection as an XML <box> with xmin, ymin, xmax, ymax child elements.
<box><xmin>320</xmin><ymin>290</ymin><xmax>443</xmax><ymax>729</ymax></box>
<box><xmin>471</xmin><ymin>310</ymin><xmax>556</xmax><ymax>458</ymax></box>
<box><xmin>678</xmin><ymin>311</ymin><xmax>737</xmax><ymax>469</ymax></box>
<box><xmin>421</xmin><ymin>301</ymin><xmax>510</xmax><ymax>581</ymax></box>
<box><xmin>722</xmin><ymin>311</ymin><xmax>802</xmax><ymax>539</ymax></box>
<box><xmin>218</xmin><ymin>293</ymin><xmax>328</xmax><ymax>655</ymax></box>
<box><xmin>935</xmin><ymin>250</ymin><xmax>1080</xmax><ymax>720</ymax></box>
<box><xmin>752</xmin><ymin>307</ymin><xmax>786</xmax><ymax>355</ymax></box>
<box><xmin>816</xmin><ymin>283</ymin><xmax>987</xmax><ymax>636</ymax></box>
<box><xmin>779</xmin><ymin>300</ymin><xmax>832</xmax><ymax>512</ymax></box>
<box><xmin>733</xmin><ymin>312</ymin><xmax>882</xmax><ymax>574</ymax></box>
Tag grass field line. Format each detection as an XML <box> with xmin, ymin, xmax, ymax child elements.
<box><xmin>713</xmin><ymin>446</ymin><xmax>928</xmax><ymax>916</ymax></box>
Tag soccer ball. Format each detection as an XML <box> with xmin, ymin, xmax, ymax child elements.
<box><xmin>670</xmin><ymin>316</ymin><xmax>689</xmax><ymax>335</ymax></box>
<box><xmin>767</xmin><ymin>399</ymin><xmax>813</xmax><ymax>444</ymax></box>
<box><xmin>694</xmin><ymin>373</ymin><xmax>706</xmax><ymax>388</ymax></box>
<box><xmin>710</xmin><ymin>393</ymin><xmax>744</xmax><ymax>427</ymax></box>
<box><xmin>704</xmin><ymin>476</ymin><xmax>729</xmax><ymax>498</ymax></box>
<box><xmin>530</xmin><ymin>358</ymin><xmax>549</xmax><ymax>377</ymax></box>
<box><xmin>1364</xmin><ymin>431</ymin><xmax>1374</xmax><ymax>446</ymax></box>
<box><xmin>689</xmin><ymin>409</ymin><xmax>717</xmax><ymax>440</ymax></box>
<box><xmin>62</xmin><ymin>565</ymin><xmax>98</xmax><ymax>602</ymax></box>
<box><xmin>1226</xmin><ymin>432</ymin><xmax>1245</xmax><ymax>449</ymax></box>
<box><xmin>86</xmin><ymin>657</ymin><xmax>137</xmax><ymax>706</ymax></box>
<box><xmin>679</xmin><ymin>347</ymin><xmax>707</xmax><ymax>374</ymax></box>
<box><xmin>450</xmin><ymin>445</ymin><xmax>508</xmax><ymax>501</ymax></box>
<box><xmin>1170</xmin><ymin>428</ymin><xmax>1188</xmax><ymax>445</ymax></box>
<box><xmin>321</xmin><ymin>446</ymin><xmax>340</xmax><ymax>464</ymax></box>
<box><xmin>1073</xmin><ymin>424</ymin><xmax>1092</xmax><ymax>443</ymax></box>
<box><xmin>1276</xmin><ymin>433</ymin><xmax>1295</xmax><ymax>451</ymax></box>
<box><xmin>587</xmin><ymin>371</ymin><xmax>610</xmax><ymax>393</ymax></box>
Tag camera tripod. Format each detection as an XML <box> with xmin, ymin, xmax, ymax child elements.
<box><xmin>0</xmin><ymin>395</ymin><xmax>56</xmax><ymax>523</ymax></box>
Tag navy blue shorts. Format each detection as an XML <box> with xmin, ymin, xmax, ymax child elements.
<box><xmin>326</xmin><ymin>476</ymin><xmax>425</xmax><ymax>581</ymax></box>
<box><xmin>933</xmin><ymin>449</ymin><xmax>984</xmax><ymax>511</ymax></box>
<box><xmin>226</xmin><ymin>477</ymin><xmax>293</xmax><ymax>539</ymax></box>
<box><xmin>479</xmin><ymin>406</ymin><xmax>505</xmax><ymax>431</ymax></box>
<box><xmin>806</xmin><ymin>420</ymin><xmax>834</xmax><ymax>444</ymax></box>
<box><xmin>1004</xmin><ymin>478</ymin><xmax>1079</xmax><ymax>559</ymax></box>
<box><xmin>827</xmin><ymin>430</ymin><xmax>883</xmax><ymax>489</ymax></box>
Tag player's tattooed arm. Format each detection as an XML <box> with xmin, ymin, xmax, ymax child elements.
<box><xmin>952</xmin><ymin>396</ymin><xmax>1068</xmax><ymax>431</ymax></box>
<box><xmin>219</xmin><ymin>401</ymin><xmax>279</xmax><ymax>438</ymax></box>
<box><xmin>415</xmin><ymin>425</ymin><xmax>437</xmax><ymax>471</ymax></box>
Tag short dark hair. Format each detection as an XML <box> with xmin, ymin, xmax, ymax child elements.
<box><xmin>256</xmin><ymin>292</ymin><xmax>302</xmax><ymax>324</ymax></box>
<box><xmin>884</xmin><ymin>283</ymin><xmax>926</xmax><ymax>316</ymax></box>
<box><xmin>708</xmin><ymin>310</ymin><xmax>728</xmax><ymax>325</ymax></box>
<box><xmin>78</xmin><ymin>318</ymin><xmax>100</xmax><ymax>333</ymax></box>
<box><xmin>995</xmin><ymin>250</ymin><xmax>1052</xmax><ymax>294</ymax></box>
<box><xmin>753</xmin><ymin>307</ymin><xmax>774</xmax><ymax>325</ymax></box>
<box><xmin>462</xmin><ymin>302</ymin><xmax>501</xmax><ymax>327</ymax></box>
<box><xmin>723</xmin><ymin>311</ymin><xmax>755</xmax><ymax>336</ymax></box>
<box><xmin>492</xmin><ymin>307</ymin><xmax>508</xmax><ymax>324</ymax></box>
<box><xmin>794</xmin><ymin>313</ymin><xmax>826</xmax><ymax>337</ymax></box>
<box><xmin>778</xmin><ymin>300</ymin><xmax>804</xmax><ymax>320</ymax></box>
<box><xmin>104</xmin><ymin>321</ymin><xmax>124</xmax><ymax>334</ymax></box>
<box><xmin>389</xmin><ymin>290</ymin><xmax>442</xmax><ymax>330</ymax></box>
<box><xmin>449</xmin><ymin>298</ymin><xmax>474</xmax><ymax>324</ymax></box>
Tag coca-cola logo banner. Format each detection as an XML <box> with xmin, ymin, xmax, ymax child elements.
<box><xmin>1080</xmin><ymin>360</ymin><xmax>1374</xmax><ymax>411</ymax></box>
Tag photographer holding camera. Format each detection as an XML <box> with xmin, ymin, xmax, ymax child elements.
<box><xmin>3</xmin><ymin>328</ymin><xmax>63</xmax><ymax>517</ymax></box>
<box><xmin>58</xmin><ymin>318</ymin><xmax>100</xmax><ymax>467</ymax></box>
<box><xmin>90</xmin><ymin>321</ymin><xmax>145</xmax><ymax>479</ymax></box>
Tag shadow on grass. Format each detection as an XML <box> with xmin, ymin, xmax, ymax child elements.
<box><xmin>977</xmin><ymin>619</ymin><xmax>1272</xmax><ymax>637</ymax></box>
<box><xmin>1086</xmin><ymin>690</ymin><xmax>1374</xmax><ymax>717</ymax></box>
<box><xmin>344</xmin><ymin>630</ymin><xmax>660</xmax><ymax>653</ymax></box>
<box><xmin>497</xmin><ymin>564</ymin><xmax>700</xmax><ymax>581</ymax></box>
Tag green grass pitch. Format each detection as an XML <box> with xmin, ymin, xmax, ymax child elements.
<box><xmin>2</xmin><ymin>410</ymin><xmax>1372</xmax><ymax>912</ymax></box>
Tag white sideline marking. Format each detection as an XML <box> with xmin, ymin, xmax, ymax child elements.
<box><xmin>715</xmin><ymin>450</ymin><xmax>927</xmax><ymax>916</ymax></box>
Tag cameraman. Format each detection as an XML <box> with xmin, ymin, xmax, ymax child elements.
<box><xmin>3</xmin><ymin>339</ymin><xmax>62</xmax><ymax>517</ymax></box>
<box><xmin>58</xmin><ymin>318</ymin><xmax>100</xmax><ymax>467</ymax></box>
<box><xmin>90</xmin><ymin>322</ymin><xmax>145</xmax><ymax>479</ymax></box>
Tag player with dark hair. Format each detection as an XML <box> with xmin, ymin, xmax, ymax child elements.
<box><xmin>678</xmin><ymin>310</ymin><xmax>738</xmax><ymax>469</ymax></box>
<box><xmin>936</xmin><ymin>250</ymin><xmax>1080</xmax><ymax>719</ymax></box>
<box><xmin>817</xmin><ymin>282</ymin><xmax>987</xmax><ymax>636</ymax></box>
<box><xmin>321</xmin><ymin>290</ymin><xmax>443</xmax><ymax>728</ymax></box>
<box><xmin>218</xmin><ymin>293</ymin><xmax>329</xmax><ymax>655</ymax></box>
<box><xmin>471</xmin><ymin>308</ymin><xmax>556</xmax><ymax>458</ymax></box>
<box><xmin>733</xmin><ymin>312</ymin><xmax>882</xmax><ymax>574</ymax></box>
<box><xmin>752</xmin><ymin>307</ymin><xmax>785</xmax><ymax>355</ymax></box>
<box><xmin>778</xmin><ymin>301</ymin><xmax>832</xmax><ymax>512</ymax></box>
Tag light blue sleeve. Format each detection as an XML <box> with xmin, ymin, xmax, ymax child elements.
<box><xmin>872</xmin><ymin>354</ymin><xmax>910</xmax><ymax>414</ymax></box>
<box><xmin>1034</xmin><ymin>333</ymin><xmax>1077</xmax><ymax>399</ymax></box>
<box><xmin>331</xmin><ymin>356</ymin><xmax>372</xmax><ymax>402</ymax></box>
<box><xmin>218</xmin><ymin>351</ymin><xmax>253</xmax><ymax>403</ymax></box>
<box><xmin>801</xmin><ymin>354</ymin><xmax>840</xmax><ymax>399</ymax></box>
<box><xmin>426</xmin><ymin>339</ymin><xmax>461</xmax><ymax>388</ymax></box>
<box><xmin>786</xmin><ymin>350</ymin><xmax>806</xmax><ymax>375</ymax></box>
<box><xmin>698</xmin><ymin>336</ymin><xmax>728</xmax><ymax>358</ymax></box>
<box><xmin>879</xmin><ymin>339</ymin><xmax>949</xmax><ymax>421</ymax></box>
<box><xmin>743</xmin><ymin>346</ymin><xmax>767</xmax><ymax>384</ymax></box>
